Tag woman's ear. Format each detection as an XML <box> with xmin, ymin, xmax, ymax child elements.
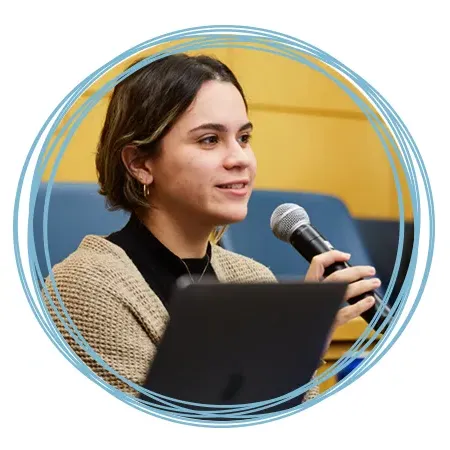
<box><xmin>121</xmin><ymin>145</ymin><xmax>153</xmax><ymax>185</ymax></box>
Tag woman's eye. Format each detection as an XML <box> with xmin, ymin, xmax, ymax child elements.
<box><xmin>239</xmin><ymin>133</ymin><xmax>252</xmax><ymax>144</ymax></box>
<box><xmin>199</xmin><ymin>135</ymin><xmax>219</xmax><ymax>146</ymax></box>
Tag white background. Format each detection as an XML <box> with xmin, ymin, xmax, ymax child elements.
<box><xmin>1</xmin><ymin>1</ymin><xmax>448</xmax><ymax>448</ymax></box>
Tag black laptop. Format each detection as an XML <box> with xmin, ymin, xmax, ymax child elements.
<box><xmin>140</xmin><ymin>279</ymin><xmax>347</xmax><ymax>413</ymax></box>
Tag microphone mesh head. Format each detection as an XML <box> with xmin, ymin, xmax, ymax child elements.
<box><xmin>270</xmin><ymin>203</ymin><xmax>310</xmax><ymax>242</ymax></box>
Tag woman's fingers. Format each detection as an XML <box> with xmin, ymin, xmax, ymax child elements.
<box><xmin>324</xmin><ymin>266</ymin><xmax>380</xmax><ymax>302</ymax></box>
<box><xmin>343</xmin><ymin>278</ymin><xmax>381</xmax><ymax>301</ymax></box>
<box><xmin>304</xmin><ymin>251</ymin><xmax>381</xmax><ymax>330</ymax></box>
<box><xmin>334</xmin><ymin>297</ymin><xmax>375</xmax><ymax>327</ymax></box>
<box><xmin>324</xmin><ymin>265</ymin><xmax>376</xmax><ymax>284</ymax></box>
<box><xmin>305</xmin><ymin>250</ymin><xmax>351</xmax><ymax>281</ymax></box>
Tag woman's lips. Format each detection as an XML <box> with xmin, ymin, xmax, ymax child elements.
<box><xmin>216</xmin><ymin>182</ymin><xmax>249</xmax><ymax>197</ymax></box>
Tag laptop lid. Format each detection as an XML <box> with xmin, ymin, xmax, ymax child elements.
<box><xmin>141</xmin><ymin>280</ymin><xmax>346</xmax><ymax>409</ymax></box>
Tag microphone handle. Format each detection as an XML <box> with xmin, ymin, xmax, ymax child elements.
<box><xmin>290</xmin><ymin>224</ymin><xmax>391</xmax><ymax>330</ymax></box>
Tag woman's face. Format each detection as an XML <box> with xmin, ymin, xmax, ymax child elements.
<box><xmin>147</xmin><ymin>80</ymin><xmax>257</xmax><ymax>227</ymax></box>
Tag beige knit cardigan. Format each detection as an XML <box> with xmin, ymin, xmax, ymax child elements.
<box><xmin>43</xmin><ymin>235</ymin><xmax>319</xmax><ymax>402</ymax></box>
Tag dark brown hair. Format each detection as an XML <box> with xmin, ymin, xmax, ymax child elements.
<box><xmin>96</xmin><ymin>53</ymin><xmax>248</xmax><ymax>212</ymax></box>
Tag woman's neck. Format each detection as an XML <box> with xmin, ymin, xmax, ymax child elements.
<box><xmin>136</xmin><ymin>208</ymin><xmax>213</xmax><ymax>259</ymax></box>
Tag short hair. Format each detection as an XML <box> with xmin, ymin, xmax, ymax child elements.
<box><xmin>96</xmin><ymin>53</ymin><xmax>248</xmax><ymax>213</ymax></box>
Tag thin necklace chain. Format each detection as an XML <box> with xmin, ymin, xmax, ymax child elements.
<box><xmin>179</xmin><ymin>253</ymin><xmax>210</xmax><ymax>284</ymax></box>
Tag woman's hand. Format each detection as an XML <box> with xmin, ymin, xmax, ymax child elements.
<box><xmin>305</xmin><ymin>250</ymin><xmax>381</xmax><ymax>353</ymax></box>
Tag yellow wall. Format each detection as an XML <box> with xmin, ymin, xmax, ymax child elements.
<box><xmin>44</xmin><ymin>43</ymin><xmax>412</xmax><ymax>220</ymax></box>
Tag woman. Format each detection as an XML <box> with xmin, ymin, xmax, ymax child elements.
<box><xmin>44</xmin><ymin>53</ymin><xmax>379</xmax><ymax>402</ymax></box>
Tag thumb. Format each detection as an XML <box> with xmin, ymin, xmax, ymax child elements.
<box><xmin>305</xmin><ymin>250</ymin><xmax>351</xmax><ymax>282</ymax></box>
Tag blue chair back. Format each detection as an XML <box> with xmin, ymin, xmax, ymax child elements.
<box><xmin>221</xmin><ymin>190</ymin><xmax>375</xmax><ymax>280</ymax></box>
<box><xmin>33</xmin><ymin>183</ymin><xmax>130</xmax><ymax>278</ymax></box>
<box><xmin>33</xmin><ymin>184</ymin><xmax>376</xmax><ymax>284</ymax></box>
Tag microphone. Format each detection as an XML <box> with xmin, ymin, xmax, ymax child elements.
<box><xmin>270</xmin><ymin>203</ymin><xmax>391</xmax><ymax>331</ymax></box>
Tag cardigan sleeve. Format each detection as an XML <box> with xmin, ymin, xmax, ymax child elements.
<box><xmin>41</xmin><ymin>264</ymin><xmax>157</xmax><ymax>397</ymax></box>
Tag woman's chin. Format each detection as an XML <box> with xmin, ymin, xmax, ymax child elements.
<box><xmin>212</xmin><ymin>206</ymin><xmax>248</xmax><ymax>225</ymax></box>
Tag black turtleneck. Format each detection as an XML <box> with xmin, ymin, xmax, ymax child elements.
<box><xmin>106</xmin><ymin>214</ymin><xmax>217</xmax><ymax>308</ymax></box>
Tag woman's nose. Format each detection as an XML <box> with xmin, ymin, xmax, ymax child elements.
<box><xmin>223</xmin><ymin>141</ymin><xmax>252</xmax><ymax>170</ymax></box>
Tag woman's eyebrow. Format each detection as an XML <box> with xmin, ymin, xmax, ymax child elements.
<box><xmin>188</xmin><ymin>122</ymin><xmax>253</xmax><ymax>134</ymax></box>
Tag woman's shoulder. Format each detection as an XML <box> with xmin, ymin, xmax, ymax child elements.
<box><xmin>49</xmin><ymin>235</ymin><xmax>132</xmax><ymax>281</ymax></box>
<box><xmin>211</xmin><ymin>244</ymin><xmax>277</xmax><ymax>283</ymax></box>
<box><xmin>44</xmin><ymin>234</ymin><xmax>169</xmax><ymax>340</ymax></box>
<box><xmin>45</xmin><ymin>234</ymin><xmax>159</xmax><ymax>310</ymax></box>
